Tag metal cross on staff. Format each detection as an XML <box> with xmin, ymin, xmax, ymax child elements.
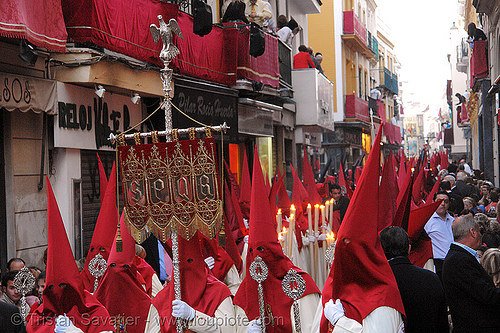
<box><xmin>325</xmin><ymin>240</ymin><xmax>337</xmax><ymax>268</ymax></box>
<box><xmin>282</xmin><ymin>268</ymin><xmax>306</xmax><ymax>333</ymax></box>
<box><xmin>88</xmin><ymin>253</ymin><xmax>107</xmax><ymax>293</ymax></box>
<box><xmin>13</xmin><ymin>266</ymin><xmax>36</xmax><ymax>324</ymax></box>
<box><xmin>250</xmin><ymin>256</ymin><xmax>269</xmax><ymax>333</ymax></box>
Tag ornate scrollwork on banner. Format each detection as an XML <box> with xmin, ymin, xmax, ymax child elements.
<box><xmin>118</xmin><ymin>137</ymin><xmax>222</xmax><ymax>243</ymax></box>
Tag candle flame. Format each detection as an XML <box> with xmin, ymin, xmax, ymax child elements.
<box><xmin>320</xmin><ymin>205</ymin><xmax>325</xmax><ymax>209</ymax></box>
<box><xmin>307</xmin><ymin>203</ymin><xmax>311</xmax><ymax>208</ymax></box>
<box><xmin>290</xmin><ymin>204</ymin><xmax>296</xmax><ymax>210</ymax></box>
<box><xmin>314</xmin><ymin>204</ymin><xmax>320</xmax><ymax>208</ymax></box>
<box><xmin>326</xmin><ymin>232</ymin><xmax>336</xmax><ymax>240</ymax></box>
<box><xmin>277</xmin><ymin>208</ymin><xmax>282</xmax><ymax>214</ymax></box>
<box><xmin>278</xmin><ymin>227</ymin><xmax>288</xmax><ymax>240</ymax></box>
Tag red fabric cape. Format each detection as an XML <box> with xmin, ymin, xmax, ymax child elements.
<box><xmin>212</xmin><ymin>246</ymin><xmax>236</xmax><ymax>282</ymax></box>
<box><xmin>135</xmin><ymin>256</ymin><xmax>156</xmax><ymax>297</ymax></box>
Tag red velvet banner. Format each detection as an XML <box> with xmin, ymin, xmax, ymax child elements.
<box><xmin>382</xmin><ymin>121</ymin><xmax>402</xmax><ymax>145</ymax></box>
<box><xmin>0</xmin><ymin>0</ymin><xmax>67</xmax><ymax>52</ymax></box>
<box><xmin>118</xmin><ymin>137</ymin><xmax>223</xmax><ymax>243</ymax></box>
<box><xmin>237</xmin><ymin>28</ymin><xmax>280</xmax><ymax>88</ymax></box>
<box><xmin>62</xmin><ymin>0</ymin><xmax>178</xmax><ymax>66</ymax></box>
<box><xmin>174</xmin><ymin>12</ymin><xmax>239</xmax><ymax>86</ymax></box>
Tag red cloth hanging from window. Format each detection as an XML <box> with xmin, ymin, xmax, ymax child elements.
<box><xmin>0</xmin><ymin>0</ymin><xmax>67</xmax><ymax>52</ymax></box>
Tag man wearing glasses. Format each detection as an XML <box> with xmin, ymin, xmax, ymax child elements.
<box><xmin>424</xmin><ymin>190</ymin><xmax>454</xmax><ymax>280</ymax></box>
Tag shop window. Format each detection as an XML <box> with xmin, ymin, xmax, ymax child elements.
<box><xmin>257</xmin><ymin>137</ymin><xmax>273</xmax><ymax>184</ymax></box>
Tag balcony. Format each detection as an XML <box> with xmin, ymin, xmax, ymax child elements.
<box><xmin>278</xmin><ymin>40</ymin><xmax>292</xmax><ymax>89</ymax></box>
<box><xmin>367</xmin><ymin>31</ymin><xmax>379</xmax><ymax>59</ymax></box>
<box><xmin>392</xmin><ymin>73</ymin><xmax>398</xmax><ymax>95</ymax></box>
<box><xmin>345</xmin><ymin>94</ymin><xmax>369</xmax><ymax>123</ymax></box>
<box><xmin>342</xmin><ymin>11</ymin><xmax>375</xmax><ymax>59</ymax></box>
<box><xmin>381</xmin><ymin>67</ymin><xmax>392</xmax><ymax>91</ymax></box>
<box><xmin>292</xmin><ymin>69</ymin><xmax>334</xmax><ymax>131</ymax></box>
<box><xmin>290</xmin><ymin>0</ymin><xmax>321</xmax><ymax>14</ymax></box>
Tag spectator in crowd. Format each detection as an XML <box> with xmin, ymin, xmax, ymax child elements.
<box><xmin>262</xmin><ymin>0</ymin><xmax>276</xmax><ymax>33</ymax></box>
<box><xmin>479</xmin><ymin>182</ymin><xmax>492</xmax><ymax>207</ymax></box>
<box><xmin>222</xmin><ymin>0</ymin><xmax>249</xmax><ymax>24</ymax></box>
<box><xmin>467</xmin><ymin>22</ymin><xmax>487</xmax><ymax>48</ymax></box>
<box><xmin>276</xmin><ymin>14</ymin><xmax>288</xmax><ymax>30</ymax></box>
<box><xmin>369</xmin><ymin>86</ymin><xmax>382</xmax><ymax>117</ymax></box>
<box><xmin>307</xmin><ymin>47</ymin><xmax>323</xmax><ymax>73</ymax></box>
<box><xmin>475</xmin><ymin>213</ymin><xmax>500</xmax><ymax>248</ymax></box>
<box><xmin>459</xmin><ymin>158</ymin><xmax>472</xmax><ymax>174</ymax></box>
<box><xmin>0</xmin><ymin>271</ymin><xmax>23</xmax><ymax>312</ymax></box>
<box><xmin>315</xmin><ymin>52</ymin><xmax>324</xmax><ymax>73</ymax></box>
<box><xmin>293</xmin><ymin>44</ymin><xmax>315</xmax><ymax>69</ymax></box>
<box><xmin>482</xmin><ymin>248</ymin><xmax>500</xmax><ymax>287</ymax></box>
<box><xmin>455</xmin><ymin>171</ymin><xmax>474</xmax><ymax>198</ymax></box>
<box><xmin>328</xmin><ymin>183</ymin><xmax>350</xmax><ymax>223</ymax></box>
<box><xmin>276</xmin><ymin>19</ymin><xmax>298</xmax><ymax>48</ymax></box>
<box><xmin>0</xmin><ymin>302</ymin><xmax>26</xmax><ymax>333</ymax></box>
<box><xmin>463</xmin><ymin>196</ymin><xmax>478</xmax><ymax>214</ymax></box>
<box><xmin>424</xmin><ymin>190</ymin><xmax>455</xmax><ymax>280</ymax></box>
<box><xmin>379</xmin><ymin>226</ymin><xmax>448</xmax><ymax>333</ymax></box>
<box><xmin>486</xmin><ymin>190</ymin><xmax>498</xmax><ymax>217</ymax></box>
<box><xmin>442</xmin><ymin>214</ymin><xmax>500</xmax><ymax>332</ymax></box>
<box><xmin>244</xmin><ymin>0</ymin><xmax>272</xmax><ymax>28</ymax></box>
<box><xmin>37</xmin><ymin>271</ymin><xmax>45</xmax><ymax>302</ymax></box>
<box><xmin>6</xmin><ymin>258</ymin><xmax>25</xmax><ymax>272</ymax></box>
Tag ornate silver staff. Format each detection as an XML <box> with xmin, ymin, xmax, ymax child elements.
<box><xmin>282</xmin><ymin>269</ymin><xmax>306</xmax><ymax>333</ymax></box>
<box><xmin>88</xmin><ymin>253</ymin><xmax>107</xmax><ymax>292</ymax></box>
<box><xmin>13</xmin><ymin>267</ymin><xmax>36</xmax><ymax>323</ymax></box>
<box><xmin>150</xmin><ymin>15</ymin><xmax>184</xmax><ymax>333</ymax></box>
<box><xmin>250</xmin><ymin>256</ymin><xmax>269</xmax><ymax>333</ymax></box>
<box><xmin>325</xmin><ymin>240</ymin><xmax>337</xmax><ymax>268</ymax></box>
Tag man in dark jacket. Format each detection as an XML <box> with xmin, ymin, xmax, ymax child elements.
<box><xmin>328</xmin><ymin>183</ymin><xmax>350</xmax><ymax>223</ymax></box>
<box><xmin>0</xmin><ymin>302</ymin><xmax>26</xmax><ymax>333</ymax></box>
<box><xmin>442</xmin><ymin>215</ymin><xmax>500</xmax><ymax>333</ymax></box>
<box><xmin>380</xmin><ymin>226</ymin><xmax>448</xmax><ymax>333</ymax></box>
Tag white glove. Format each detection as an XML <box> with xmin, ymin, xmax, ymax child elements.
<box><xmin>302</xmin><ymin>235</ymin><xmax>310</xmax><ymax>247</ymax></box>
<box><xmin>247</xmin><ymin>318</ymin><xmax>262</xmax><ymax>333</ymax></box>
<box><xmin>244</xmin><ymin>235</ymin><xmax>249</xmax><ymax>244</ymax></box>
<box><xmin>278</xmin><ymin>234</ymin><xmax>284</xmax><ymax>242</ymax></box>
<box><xmin>324</xmin><ymin>299</ymin><xmax>344</xmax><ymax>325</ymax></box>
<box><xmin>172</xmin><ymin>300</ymin><xmax>196</xmax><ymax>321</ymax></box>
<box><xmin>54</xmin><ymin>314</ymin><xmax>74</xmax><ymax>333</ymax></box>
<box><xmin>243</xmin><ymin>218</ymin><xmax>249</xmax><ymax>229</ymax></box>
<box><xmin>204</xmin><ymin>256</ymin><xmax>215</xmax><ymax>270</ymax></box>
<box><xmin>318</xmin><ymin>234</ymin><xmax>327</xmax><ymax>241</ymax></box>
<box><xmin>309</xmin><ymin>235</ymin><xmax>315</xmax><ymax>243</ymax></box>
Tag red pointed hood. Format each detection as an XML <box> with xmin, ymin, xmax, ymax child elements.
<box><xmin>94</xmin><ymin>214</ymin><xmax>151</xmax><ymax>333</ymax></box>
<box><xmin>28</xmin><ymin>178</ymin><xmax>113</xmax><ymax>333</ymax></box>
<box><xmin>277</xmin><ymin>168</ymin><xmax>292</xmax><ymax>216</ymax></box>
<box><xmin>153</xmin><ymin>231</ymin><xmax>232</xmax><ymax>333</ymax></box>
<box><xmin>326</xmin><ymin>127</ymin><xmax>404</xmax><ymax>325</ymax></box>
<box><xmin>378</xmin><ymin>153</ymin><xmax>399</xmax><ymax>231</ymax></box>
<box><xmin>408</xmin><ymin>200</ymin><xmax>442</xmax><ymax>268</ymax></box>
<box><xmin>302</xmin><ymin>149</ymin><xmax>322</xmax><ymax>205</ymax></box>
<box><xmin>97</xmin><ymin>153</ymin><xmax>108</xmax><ymax>205</ymax></box>
<box><xmin>269</xmin><ymin>170</ymin><xmax>285</xmax><ymax>217</ymax></box>
<box><xmin>393</xmin><ymin>170</ymin><xmax>414</xmax><ymax>231</ymax></box>
<box><xmin>291</xmin><ymin>165</ymin><xmax>309</xmax><ymax>248</ymax></box>
<box><xmin>412</xmin><ymin>163</ymin><xmax>425</xmax><ymax>205</ymax></box>
<box><xmin>338</xmin><ymin>161</ymin><xmax>353</xmax><ymax>199</ymax></box>
<box><xmin>426</xmin><ymin>175</ymin><xmax>441</xmax><ymax>203</ymax></box>
<box><xmin>81</xmin><ymin>163</ymin><xmax>118</xmax><ymax>292</ymax></box>
<box><xmin>239</xmin><ymin>148</ymin><xmax>252</xmax><ymax>219</ymax></box>
<box><xmin>234</xmin><ymin>147</ymin><xmax>319</xmax><ymax>332</ymax></box>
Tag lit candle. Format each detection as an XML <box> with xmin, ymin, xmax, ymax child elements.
<box><xmin>276</xmin><ymin>209</ymin><xmax>282</xmax><ymax>235</ymax></box>
<box><xmin>325</xmin><ymin>201</ymin><xmax>330</xmax><ymax>227</ymax></box>
<box><xmin>313</xmin><ymin>204</ymin><xmax>320</xmax><ymax>281</ymax></box>
<box><xmin>307</xmin><ymin>204</ymin><xmax>313</xmax><ymax>237</ymax></box>
<box><xmin>288</xmin><ymin>213</ymin><xmax>295</xmax><ymax>258</ymax></box>
<box><xmin>320</xmin><ymin>205</ymin><xmax>326</xmax><ymax>230</ymax></box>
<box><xmin>314</xmin><ymin>204</ymin><xmax>319</xmax><ymax>236</ymax></box>
<box><xmin>329</xmin><ymin>199</ymin><xmax>334</xmax><ymax>229</ymax></box>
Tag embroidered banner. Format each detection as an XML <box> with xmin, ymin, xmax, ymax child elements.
<box><xmin>118</xmin><ymin>138</ymin><xmax>222</xmax><ymax>243</ymax></box>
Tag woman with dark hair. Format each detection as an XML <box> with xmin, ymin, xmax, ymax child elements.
<box><xmin>276</xmin><ymin>19</ymin><xmax>299</xmax><ymax>48</ymax></box>
<box><xmin>222</xmin><ymin>0</ymin><xmax>249</xmax><ymax>24</ymax></box>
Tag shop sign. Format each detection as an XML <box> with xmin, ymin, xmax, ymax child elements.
<box><xmin>238</xmin><ymin>103</ymin><xmax>273</xmax><ymax>137</ymax></box>
<box><xmin>172</xmin><ymin>84</ymin><xmax>238</xmax><ymax>141</ymax></box>
<box><xmin>0</xmin><ymin>72</ymin><xmax>57</xmax><ymax>114</ymax></box>
<box><xmin>54</xmin><ymin>82</ymin><xmax>142</xmax><ymax>150</ymax></box>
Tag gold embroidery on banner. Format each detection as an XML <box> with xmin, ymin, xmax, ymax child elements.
<box><xmin>134</xmin><ymin>133</ymin><xmax>141</xmax><ymax>145</ymax></box>
<box><xmin>152</xmin><ymin>131</ymin><xmax>159</xmax><ymax>143</ymax></box>
<box><xmin>188</xmin><ymin>127</ymin><xmax>196</xmax><ymax>140</ymax></box>
<box><xmin>119</xmin><ymin>138</ymin><xmax>222</xmax><ymax>243</ymax></box>
<box><xmin>205</xmin><ymin>127</ymin><xmax>213</xmax><ymax>138</ymax></box>
<box><xmin>171</xmin><ymin>129</ymin><xmax>179</xmax><ymax>142</ymax></box>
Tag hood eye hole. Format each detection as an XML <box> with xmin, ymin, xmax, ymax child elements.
<box><xmin>257</xmin><ymin>246</ymin><xmax>264</xmax><ymax>252</ymax></box>
<box><xmin>58</xmin><ymin>283</ymin><xmax>67</xmax><ymax>288</ymax></box>
<box><xmin>123</xmin><ymin>264</ymin><xmax>130</xmax><ymax>269</ymax></box>
<box><xmin>110</xmin><ymin>263</ymin><xmax>117</xmax><ymax>267</ymax></box>
<box><xmin>99</xmin><ymin>247</ymin><xmax>105</xmax><ymax>252</ymax></box>
<box><xmin>48</xmin><ymin>285</ymin><xmax>55</xmax><ymax>290</ymax></box>
<box><xmin>343</xmin><ymin>238</ymin><xmax>350</xmax><ymax>244</ymax></box>
<box><xmin>249</xmin><ymin>248</ymin><xmax>253</xmax><ymax>253</ymax></box>
<box><xmin>187</xmin><ymin>258</ymin><xmax>193</xmax><ymax>263</ymax></box>
<box><xmin>90</xmin><ymin>247</ymin><xmax>94</xmax><ymax>252</ymax></box>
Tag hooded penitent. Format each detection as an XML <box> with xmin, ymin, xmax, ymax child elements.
<box><xmin>153</xmin><ymin>231</ymin><xmax>232</xmax><ymax>333</ymax></box>
<box><xmin>94</xmin><ymin>214</ymin><xmax>152</xmax><ymax>333</ymax></box>
<box><xmin>27</xmin><ymin>178</ymin><xmax>113</xmax><ymax>333</ymax></box>
<box><xmin>320</xmin><ymin>127</ymin><xmax>404</xmax><ymax>332</ymax></box>
<box><xmin>80</xmin><ymin>163</ymin><xmax>118</xmax><ymax>292</ymax></box>
<box><xmin>233</xmin><ymin>147</ymin><xmax>319</xmax><ymax>332</ymax></box>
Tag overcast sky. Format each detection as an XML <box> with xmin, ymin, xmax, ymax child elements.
<box><xmin>376</xmin><ymin>0</ymin><xmax>460</xmax><ymax>114</ymax></box>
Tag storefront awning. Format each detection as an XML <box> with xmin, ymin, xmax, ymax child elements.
<box><xmin>0</xmin><ymin>0</ymin><xmax>67</xmax><ymax>52</ymax></box>
<box><xmin>0</xmin><ymin>72</ymin><xmax>57</xmax><ymax>114</ymax></box>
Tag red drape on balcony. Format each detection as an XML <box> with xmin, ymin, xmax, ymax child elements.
<box><xmin>470</xmin><ymin>40</ymin><xmax>488</xmax><ymax>88</ymax></box>
<box><xmin>237</xmin><ymin>29</ymin><xmax>280</xmax><ymax>88</ymax></box>
<box><xmin>63</xmin><ymin>0</ymin><xmax>178</xmax><ymax>66</ymax></box>
<box><xmin>382</xmin><ymin>121</ymin><xmax>401</xmax><ymax>145</ymax></box>
<box><xmin>0</xmin><ymin>0</ymin><xmax>67</xmax><ymax>52</ymax></box>
<box><xmin>174</xmin><ymin>12</ymin><xmax>238</xmax><ymax>86</ymax></box>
